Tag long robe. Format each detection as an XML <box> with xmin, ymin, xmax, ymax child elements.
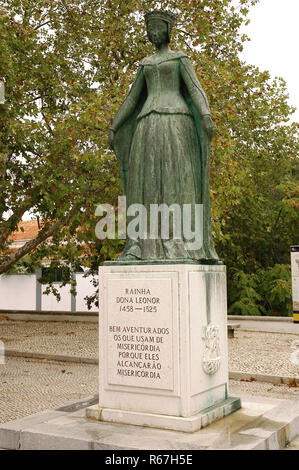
<box><xmin>113</xmin><ymin>51</ymin><xmax>219</xmax><ymax>263</ymax></box>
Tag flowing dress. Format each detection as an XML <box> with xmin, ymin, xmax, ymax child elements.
<box><xmin>113</xmin><ymin>51</ymin><xmax>219</xmax><ymax>263</ymax></box>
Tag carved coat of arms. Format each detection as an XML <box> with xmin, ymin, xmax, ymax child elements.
<box><xmin>202</xmin><ymin>323</ymin><xmax>221</xmax><ymax>375</ymax></box>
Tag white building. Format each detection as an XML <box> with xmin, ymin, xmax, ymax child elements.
<box><xmin>0</xmin><ymin>221</ymin><xmax>98</xmax><ymax>313</ymax></box>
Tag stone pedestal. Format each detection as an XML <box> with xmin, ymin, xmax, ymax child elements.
<box><xmin>86</xmin><ymin>263</ymin><xmax>241</xmax><ymax>431</ymax></box>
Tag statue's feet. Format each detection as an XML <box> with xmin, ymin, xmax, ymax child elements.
<box><xmin>198</xmin><ymin>258</ymin><xmax>223</xmax><ymax>265</ymax></box>
<box><xmin>117</xmin><ymin>253</ymin><xmax>140</xmax><ymax>261</ymax></box>
<box><xmin>207</xmin><ymin>259</ymin><xmax>223</xmax><ymax>265</ymax></box>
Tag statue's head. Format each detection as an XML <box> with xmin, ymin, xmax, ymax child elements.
<box><xmin>145</xmin><ymin>9</ymin><xmax>176</xmax><ymax>45</ymax></box>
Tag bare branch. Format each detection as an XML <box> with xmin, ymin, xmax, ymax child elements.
<box><xmin>34</xmin><ymin>20</ymin><xmax>51</xmax><ymax>30</ymax></box>
<box><xmin>41</xmin><ymin>111</ymin><xmax>54</xmax><ymax>136</ymax></box>
<box><xmin>20</xmin><ymin>95</ymin><xmax>42</xmax><ymax>106</ymax></box>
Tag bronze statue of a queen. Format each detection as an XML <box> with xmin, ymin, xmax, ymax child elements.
<box><xmin>109</xmin><ymin>9</ymin><xmax>220</xmax><ymax>264</ymax></box>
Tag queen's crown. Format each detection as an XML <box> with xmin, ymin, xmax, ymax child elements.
<box><xmin>144</xmin><ymin>9</ymin><xmax>176</xmax><ymax>26</ymax></box>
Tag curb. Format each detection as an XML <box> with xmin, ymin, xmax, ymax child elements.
<box><xmin>0</xmin><ymin>310</ymin><xmax>97</xmax><ymax>316</ymax></box>
<box><xmin>5</xmin><ymin>349</ymin><xmax>98</xmax><ymax>365</ymax></box>
<box><xmin>5</xmin><ymin>350</ymin><xmax>299</xmax><ymax>386</ymax></box>
<box><xmin>227</xmin><ymin>315</ymin><xmax>294</xmax><ymax>323</ymax></box>
<box><xmin>229</xmin><ymin>371</ymin><xmax>299</xmax><ymax>386</ymax></box>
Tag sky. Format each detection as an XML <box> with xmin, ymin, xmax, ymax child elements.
<box><xmin>239</xmin><ymin>0</ymin><xmax>299</xmax><ymax>122</ymax></box>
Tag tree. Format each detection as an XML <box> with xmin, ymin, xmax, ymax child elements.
<box><xmin>0</xmin><ymin>0</ymin><xmax>297</xmax><ymax>314</ymax></box>
<box><xmin>0</xmin><ymin>0</ymin><xmax>123</xmax><ymax>274</ymax></box>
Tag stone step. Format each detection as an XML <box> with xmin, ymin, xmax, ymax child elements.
<box><xmin>1</xmin><ymin>397</ymin><xmax>299</xmax><ymax>450</ymax></box>
<box><xmin>283</xmin><ymin>435</ymin><xmax>299</xmax><ymax>450</ymax></box>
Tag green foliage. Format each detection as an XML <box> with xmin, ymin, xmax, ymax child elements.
<box><xmin>228</xmin><ymin>269</ymin><xmax>262</xmax><ymax>316</ymax></box>
<box><xmin>228</xmin><ymin>264</ymin><xmax>293</xmax><ymax>317</ymax></box>
<box><xmin>257</xmin><ymin>264</ymin><xmax>293</xmax><ymax>316</ymax></box>
<box><xmin>5</xmin><ymin>254</ymin><xmax>36</xmax><ymax>274</ymax></box>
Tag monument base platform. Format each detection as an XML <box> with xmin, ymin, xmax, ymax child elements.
<box><xmin>98</xmin><ymin>263</ymin><xmax>240</xmax><ymax>426</ymax></box>
<box><xmin>86</xmin><ymin>396</ymin><xmax>241</xmax><ymax>433</ymax></box>
<box><xmin>1</xmin><ymin>395</ymin><xmax>299</xmax><ymax>449</ymax></box>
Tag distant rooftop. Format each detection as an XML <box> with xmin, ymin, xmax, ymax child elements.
<box><xmin>8</xmin><ymin>220</ymin><xmax>40</xmax><ymax>242</ymax></box>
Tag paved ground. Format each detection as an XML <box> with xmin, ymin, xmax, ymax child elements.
<box><xmin>0</xmin><ymin>356</ymin><xmax>98</xmax><ymax>423</ymax></box>
<box><xmin>229</xmin><ymin>331</ymin><xmax>299</xmax><ymax>377</ymax></box>
<box><xmin>0</xmin><ymin>318</ymin><xmax>299</xmax><ymax>424</ymax></box>
<box><xmin>1</xmin><ymin>319</ymin><xmax>298</xmax><ymax>376</ymax></box>
<box><xmin>0</xmin><ymin>318</ymin><xmax>98</xmax><ymax>359</ymax></box>
<box><xmin>229</xmin><ymin>379</ymin><xmax>299</xmax><ymax>401</ymax></box>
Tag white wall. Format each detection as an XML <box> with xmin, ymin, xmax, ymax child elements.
<box><xmin>0</xmin><ymin>274</ymin><xmax>36</xmax><ymax>310</ymax></box>
<box><xmin>75</xmin><ymin>273</ymin><xmax>98</xmax><ymax>312</ymax></box>
<box><xmin>41</xmin><ymin>284</ymin><xmax>72</xmax><ymax>312</ymax></box>
<box><xmin>0</xmin><ymin>272</ymin><xmax>99</xmax><ymax>313</ymax></box>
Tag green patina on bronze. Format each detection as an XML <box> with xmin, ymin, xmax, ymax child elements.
<box><xmin>109</xmin><ymin>9</ymin><xmax>220</xmax><ymax>265</ymax></box>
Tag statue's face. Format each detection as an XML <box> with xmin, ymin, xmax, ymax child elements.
<box><xmin>147</xmin><ymin>19</ymin><xmax>169</xmax><ymax>46</ymax></box>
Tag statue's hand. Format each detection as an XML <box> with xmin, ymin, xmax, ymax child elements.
<box><xmin>202</xmin><ymin>115</ymin><xmax>215</xmax><ymax>139</ymax></box>
<box><xmin>108</xmin><ymin>128</ymin><xmax>115</xmax><ymax>150</ymax></box>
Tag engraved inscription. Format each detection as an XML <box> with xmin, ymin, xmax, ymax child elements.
<box><xmin>106</xmin><ymin>279</ymin><xmax>174</xmax><ymax>390</ymax></box>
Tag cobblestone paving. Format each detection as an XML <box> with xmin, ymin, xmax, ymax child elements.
<box><xmin>229</xmin><ymin>379</ymin><xmax>299</xmax><ymax>401</ymax></box>
<box><xmin>1</xmin><ymin>319</ymin><xmax>299</xmax><ymax>377</ymax></box>
<box><xmin>0</xmin><ymin>357</ymin><xmax>98</xmax><ymax>423</ymax></box>
<box><xmin>229</xmin><ymin>330</ymin><xmax>299</xmax><ymax>377</ymax></box>
<box><xmin>0</xmin><ymin>318</ymin><xmax>98</xmax><ymax>359</ymax></box>
<box><xmin>1</xmin><ymin>357</ymin><xmax>298</xmax><ymax>424</ymax></box>
<box><xmin>1</xmin><ymin>319</ymin><xmax>299</xmax><ymax>424</ymax></box>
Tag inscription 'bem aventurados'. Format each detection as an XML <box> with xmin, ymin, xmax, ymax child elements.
<box><xmin>106</xmin><ymin>278</ymin><xmax>174</xmax><ymax>390</ymax></box>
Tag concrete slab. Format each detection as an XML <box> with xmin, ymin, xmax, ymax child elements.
<box><xmin>0</xmin><ymin>397</ymin><xmax>298</xmax><ymax>450</ymax></box>
<box><xmin>0</xmin><ymin>410</ymin><xmax>66</xmax><ymax>450</ymax></box>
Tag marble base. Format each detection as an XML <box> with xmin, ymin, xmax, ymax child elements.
<box><xmin>95</xmin><ymin>263</ymin><xmax>240</xmax><ymax>431</ymax></box>
<box><xmin>86</xmin><ymin>397</ymin><xmax>241</xmax><ymax>433</ymax></box>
